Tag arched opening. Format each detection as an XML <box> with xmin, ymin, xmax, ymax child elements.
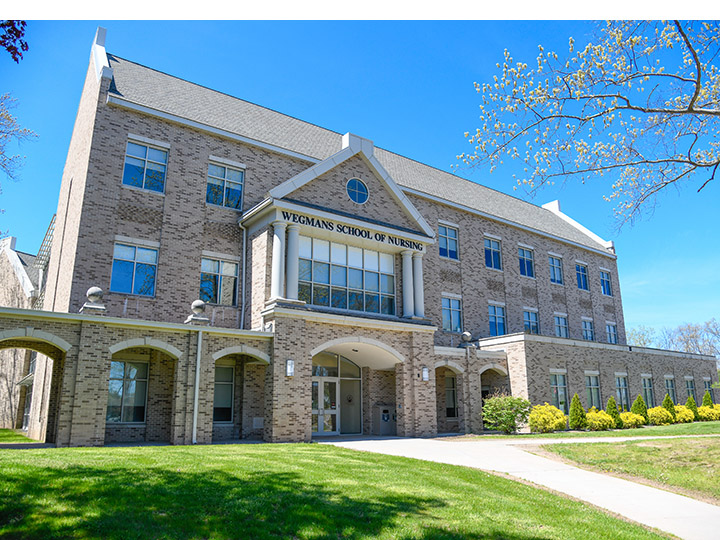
<box><xmin>435</xmin><ymin>363</ymin><xmax>465</xmax><ymax>434</ymax></box>
<box><xmin>479</xmin><ymin>364</ymin><xmax>511</xmax><ymax>431</ymax></box>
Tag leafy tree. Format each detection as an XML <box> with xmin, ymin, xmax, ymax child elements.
<box><xmin>1</xmin><ymin>94</ymin><xmax>35</xmax><ymax>183</ymax></box>
<box><xmin>481</xmin><ymin>392</ymin><xmax>531</xmax><ymax>434</ymax></box>
<box><xmin>662</xmin><ymin>393</ymin><xmax>677</xmax><ymax>421</ymax></box>
<box><xmin>1</xmin><ymin>21</ymin><xmax>28</xmax><ymax>63</ymax></box>
<box><xmin>626</xmin><ymin>325</ymin><xmax>657</xmax><ymax>348</ymax></box>
<box><xmin>702</xmin><ymin>390</ymin><xmax>714</xmax><ymax>407</ymax></box>
<box><xmin>605</xmin><ymin>396</ymin><xmax>623</xmax><ymax>429</ymax></box>
<box><xmin>461</xmin><ymin>21</ymin><xmax>720</xmax><ymax>224</ymax></box>
<box><xmin>568</xmin><ymin>393</ymin><xmax>587</xmax><ymax>430</ymax></box>
<box><xmin>685</xmin><ymin>395</ymin><xmax>700</xmax><ymax>421</ymax></box>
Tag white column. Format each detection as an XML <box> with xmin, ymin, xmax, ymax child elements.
<box><xmin>401</xmin><ymin>250</ymin><xmax>414</xmax><ymax>318</ymax></box>
<box><xmin>286</xmin><ymin>224</ymin><xmax>300</xmax><ymax>300</ymax></box>
<box><xmin>412</xmin><ymin>252</ymin><xmax>425</xmax><ymax>318</ymax></box>
<box><xmin>270</xmin><ymin>221</ymin><xmax>286</xmax><ymax>300</ymax></box>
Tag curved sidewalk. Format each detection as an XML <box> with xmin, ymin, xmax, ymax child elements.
<box><xmin>325</xmin><ymin>436</ymin><xmax>720</xmax><ymax>540</ymax></box>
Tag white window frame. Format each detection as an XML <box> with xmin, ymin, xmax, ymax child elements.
<box><xmin>200</xmin><ymin>257</ymin><xmax>239</xmax><ymax>306</ymax></box>
<box><xmin>206</xmin><ymin>160</ymin><xmax>246</xmax><ymax>210</ymax></box>
<box><xmin>585</xmin><ymin>374</ymin><xmax>601</xmax><ymax>409</ymax></box>
<box><xmin>554</xmin><ymin>314</ymin><xmax>569</xmax><ymax>338</ymax></box>
<box><xmin>484</xmin><ymin>237</ymin><xmax>503</xmax><ymax>271</ymax></box>
<box><xmin>549</xmin><ymin>255</ymin><xmax>564</xmax><ymax>285</ymax></box>
<box><xmin>122</xmin><ymin>138</ymin><xmax>169</xmax><ymax>193</ymax></box>
<box><xmin>518</xmin><ymin>247</ymin><xmax>535</xmax><ymax>278</ymax></box>
<box><xmin>685</xmin><ymin>377</ymin><xmax>696</xmax><ymax>402</ymax></box>
<box><xmin>550</xmin><ymin>372</ymin><xmax>569</xmax><ymax>414</ymax></box>
<box><xmin>109</xmin><ymin>242</ymin><xmax>159</xmax><ymax>298</ymax></box>
<box><xmin>641</xmin><ymin>376</ymin><xmax>655</xmax><ymax>408</ymax></box>
<box><xmin>438</xmin><ymin>223</ymin><xmax>459</xmax><ymax>260</ymax></box>
<box><xmin>704</xmin><ymin>379</ymin><xmax>715</xmax><ymax>402</ymax></box>
<box><xmin>582</xmin><ymin>319</ymin><xmax>595</xmax><ymax>341</ymax></box>
<box><xmin>442</xmin><ymin>296</ymin><xmax>463</xmax><ymax>333</ymax></box>
<box><xmin>606</xmin><ymin>322</ymin><xmax>618</xmax><ymax>344</ymax></box>
<box><xmin>213</xmin><ymin>365</ymin><xmax>235</xmax><ymax>423</ymax></box>
<box><xmin>576</xmin><ymin>263</ymin><xmax>589</xmax><ymax>291</ymax></box>
<box><xmin>523</xmin><ymin>309</ymin><xmax>539</xmax><ymax>334</ymax></box>
<box><xmin>615</xmin><ymin>375</ymin><xmax>630</xmax><ymax>410</ymax></box>
<box><xmin>106</xmin><ymin>359</ymin><xmax>149</xmax><ymax>424</ymax></box>
<box><xmin>445</xmin><ymin>374</ymin><xmax>458</xmax><ymax>418</ymax></box>
<box><xmin>665</xmin><ymin>376</ymin><xmax>677</xmax><ymax>403</ymax></box>
<box><xmin>600</xmin><ymin>270</ymin><xmax>613</xmax><ymax>296</ymax></box>
<box><xmin>488</xmin><ymin>304</ymin><xmax>506</xmax><ymax>336</ymax></box>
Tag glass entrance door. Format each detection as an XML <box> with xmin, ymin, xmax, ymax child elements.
<box><xmin>312</xmin><ymin>378</ymin><xmax>339</xmax><ymax>435</ymax></box>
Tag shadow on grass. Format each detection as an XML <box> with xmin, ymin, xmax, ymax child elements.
<box><xmin>0</xmin><ymin>461</ymin><xmax>553</xmax><ymax>540</ymax></box>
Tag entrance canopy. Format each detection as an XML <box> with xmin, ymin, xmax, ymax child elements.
<box><xmin>311</xmin><ymin>336</ymin><xmax>404</xmax><ymax>371</ymax></box>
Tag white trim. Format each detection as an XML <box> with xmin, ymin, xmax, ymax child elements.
<box><xmin>474</xmin><ymin>350</ymin><xmax>507</xmax><ymax>360</ymax></box>
<box><xmin>542</xmin><ymin>200</ymin><xmax>615</xmax><ymax>251</ymax></box>
<box><xmin>438</xmin><ymin>219</ymin><xmax>460</xmax><ymax>228</ymax></box>
<box><xmin>488</xmin><ymin>300</ymin><xmax>506</xmax><ymax>306</ymax></box>
<box><xmin>309</xmin><ymin>336</ymin><xmax>407</xmax><ymax>363</ymax></box>
<box><xmin>640</xmin><ymin>373</ymin><xmax>653</xmax><ymax>378</ymax></box>
<box><xmin>664</xmin><ymin>374</ymin><xmax>675</xmax><ymax>379</ymax></box>
<box><xmin>209</xmin><ymin>155</ymin><xmax>246</xmax><ymax>169</ymax></box>
<box><xmin>549</xmin><ymin>368</ymin><xmax>567</xmax><ymax>374</ymax></box>
<box><xmin>0</xmin><ymin>327</ymin><xmax>72</xmax><ymax>353</ymax></box>
<box><xmin>484</xmin><ymin>233</ymin><xmax>502</xmax><ymax>241</ymax></box>
<box><xmin>109</xmin><ymin>337</ymin><xmax>183</xmax><ymax>359</ymax></box>
<box><xmin>92</xmin><ymin>27</ymin><xmax>112</xmax><ymax>81</ymax></box>
<box><xmin>605</xmin><ymin>320</ymin><xmax>617</xmax><ymax>325</ymax></box>
<box><xmin>703</xmin><ymin>376</ymin><xmax>712</xmax><ymax>381</ymax></box>
<box><xmin>212</xmin><ymin>345</ymin><xmax>270</xmax><ymax>364</ymax></box>
<box><xmin>201</xmin><ymin>250</ymin><xmax>242</xmax><ymax>263</ymax></box>
<box><xmin>1</xmin><ymin>243</ymin><xmax>37</xmax><ymax>299</ymax></box>
<box><xmin>599</xmin><ymin>266</ymin><xmax>613</xmax><ymax>273</ymax></box>
<box><xmin>479</xmin><ymin>363</ymin><xmax>509</xmax><ymax>376</ymax></box>
<box><xmin>553</xmin><ymin>311</ymin><xmax>568</xmax><ymax>317</ymax></box>
<box><xmin>522</xmin><ymin>306</ymin><xmax>538</xmax><ymax>312</ymax></box>
<box><xmin>684</xmin><ymin>375</ymin><xmax>695</xmax><ymax>380</ymax></box>
<box><xmin>517</xmin><ymin>242</ymin><xmax>534</xmax><ymax>250</ymax></box>
<box><xmin>442</xmin><ymin>292</ymin><xmax>463</xmax><ymax>300</ymax></box>
<box><xmin>547</xmin><ymin>251</ymin><xmax>563</xmax><ymax>258</ymax></box>
<box><xmin>615</xmin><ymin>372</ymin><xmax>628</xmax><ymax>377</ymax></box>
<box><xmin>575</xmin><ymin>259</ymin><xmax>589</xmax><ymax>266</ymax></box>
<box><xmin>114</xmin><ymin>235</ymin><xmax>161</xmax><ymax>249</ymax></box>
<box><xmin>127</xmin><ymin>133</ymin><xmax>171</xmax><ymax>149</ymax></box>
<box><xmin>584</xmin><ymin>370</ymin><xmax>600</xmax><ymax>376</ymax></box>
<box><xmin>581</xmin><ymin>316</ymin><xmax>594</xmax><ymax>321</ymax></box>
<box><xmin>433</xmin><ymin>346</ymin><xmax>466</xmax><ymax>357</ymax></box>
<box><xmin>434</xmin><ymin>359</ymin><xmax>465</xmax><ymax>373</ymax></box>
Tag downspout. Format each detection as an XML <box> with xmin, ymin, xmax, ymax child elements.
<box><xmin>238</xmin><ymin>223</ymin><xmax>247</xmax><ymax>329</ymax></box>
<box><xmin>192</xmin><ymin>329</ymin><xmax>203</xmax><ymax>444</ymax></box>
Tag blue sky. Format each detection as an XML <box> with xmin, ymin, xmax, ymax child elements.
<box><xmin>1</xmin><ymin>20</ymin><xmax>718</xmax><ymax>331</ymax></box>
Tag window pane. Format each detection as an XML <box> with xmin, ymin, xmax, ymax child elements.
<box><xmin>348</xmin><ymin>290</ymin><xmax>364</xmax><ymax>311</ymax></box>
<box><xmin>214</xmin><ymin>384</ymin><xmax>233</xmax><ymax>408</ymax></box>
<box><xmin>312</xmin><ymin>353</ymin><xmax>338</xmax><ymax>377</ymax></box>
<box><xmin>365</xmin><ymin>293</ymin><xmax>380</xmax><ymax>313</ymax></box>
<box><xmin>313</xmin><ymin>239</ymin><xmax>330</xmax><ymax>262</ymax></box>
<box><xmin>133</xmin><ymin>263</ymin><xmax>156</xmax><ymax>296</ymax></box>
<box><xmin>226</xmin><ymin>168</ymin><xmax>243</xmax><ymax>182</ymax></box>
<box><xmin>106</xmin><ymin>380</ymin><xmax>123</xmax><ymax>422</ymax></box>
<box><xmin>215</xmin><ymin>366</ymin><xmax>233</xmax><ymax>383</ymax></box>
<box><xmin>298</xmin><ymin>282</ymin><xmax>312</xmax><ymax>304</ymax></box>
<box><xmin>110</xmin><ymin>260</ymin><xmax>134</xmax><ymax>294</ymax></box>
<box><xmin>224</xmin><ymin>184</ymin><xmax>243</xmax><ymax>209</ymax></box>
<box><xmin>299</xmin><ymin>259</ymin><xmax>312</xmax><ymax>282</ymax></box>
<box><xmin>208</xmin><ymin>164</ymin><xmax>225</xmax><ymax>178</ymax></box>
<box><xmin>110</xmin><ymin>361</ymin><xmax>125</xmax><ymax>379</ymax></box>
<box><xmin>348</xmin><ymin>268</ymin><xmax>363</xmax><ymax>289</ymax></box>
<box><xmin>313</xmin><ymin>284</ymin><xmax>330</xmax><ymax>306</ymax></box>
<box><xmin>381</xmin><ymin>296</ymin><xmax>395</xmax><ymax>315</ymax></box>
<box><xmin>126</xmin><ymin>142</ymin><xmax>147</xmax><ymax>158</ymax></box>
<box><xmin>127</xmin><ymin>362</ymin><xmax>148</xmax><ymax>380</ymax></box>
<box><xmin>221</xmin><ymin>262</ymin><xmax>238</xmax><ymax>276</ymax></box>
<box><xmin>144</xmin><ymin>161</ymin><xmax>166</xmax><ymax>192</ymax></box>
<box><xmin>113</xmin><ymin>244</ymin><xmax>136</xmax><ymax>260</ymax></box>
<box><xmin>348</xmin><ymin>246</ymin><xmax>363</xmax><ymax>268</ymax></box>
<box><xmin>206</xmin><ymin>177</ymin><xmax>224</xmax><ymax>205</ymax></box>
<box><xmin>147</xmin><ymin>147</ymin><xmax>167</xmax><ymax>163</ymax></box>
<box><xmin>331</xmin><ymin>243</ymin><xmax>347</xmax><ymax>265</ymax></box>
<box><xmin>136</xmin><ymin>247</ymin><xmax>157</xmax><ymax>264</ymax></box>
<box><xmin>313</xmin><ymin>262</ymin><xmax>330</xmax><ymax>284</ymax></box>
<box><xmin>331</xmin><ymin>265</ymin><xmax>347</xmax><ymax>287</ymax></box>
<box><xmin>379</xmin><ymin>253</ymin><xmax>394</xmax><ymax>273</ymax></box>
<box><xmin>299</xmin><ymin>236</ymin><xmax>312</xmax><ymax>258</ymax></box>
<box><xmin>364</xmin><ymin>271</ymin><xmax>379</xmax><ymax>292</ymax></box>
<box><xmin>331</xmin><ymin>288</ymin><xmax>347</xmax><ymax>309</ymax></box>
<box><xmin>122</xmin><ymin>158</ymin><xmax>145</xmax><ymax>188</ymax></box>
<box><xmin>219</xmin><ymin>275</ymin><xmax>237</xmax><ymax>305</ymax></box>
<box><xmin>200</xmin><ymin>273</ymin><xmax>219</xmax><ymax>303</ymax></box>
<box><xmin>380</xmin><ymin>274</ymin><xmax>394</xmax><ymax>294</ymax></box>
<box><xmin>340</xmin><ymin>357</ymin><xmax>361</xmax><ymax>378</ymax></box>
<box><xmin>201</xmin><ymin>258</ymin><xmax>219</xmax><ymax>273</ymax></box>
<box><xmin>364</xmin><ymin>250</ymin><xmax>379</xmax><ymax>271</ymax></box>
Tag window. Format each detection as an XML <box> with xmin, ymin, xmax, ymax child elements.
<box><xmin>554</xmin><ymin>315</ymin><xmax>569</xmax><ymax>338</ymax></box>
<box><xmin>484</xmin><ymin>238</ymin><xmax>502</xmax><ymax>270</ymax></box>
<box><xmin>122</xmin><ymin>140</ymin><xmax>168</xmax><ymax>192</ymax></box>
<box><xmin>200</xmin><ymin>258</ymin><xmax>238</xmax><ymax>306</ymax></box>
<box><xmin>442</xmin><ymin>297</ymin><xmax>463</xmax><ymax>333</ymax></box>
<box><xmin>551</xmin><ymin>373</ymin><xmax>568</xmax><ymax>414</ymax></box>
<box><xmin>214</xmin><ymin>366</ymin><xmax>234</xmax><ymax>422</ymax></box>
<box><xmin>488</xmin><ymin>305</ymin><xmax>506</xmax><ymax>336</ymax></box>
<box><xmin>704</xmin><ymin>380</ymin><xmax>715</xmax><ymax>402</ymax></box>
<box><xmin>585</xmin><ymin>375</ymin><xmax>601</xmax><ymax>409</ymax></box>
<box><xmin>346</xmin><ymin>178</ymin><xmax>368</xmax><ymax>204</ymax></box>
<box><xmin>523</xmin><ymin>310</ymin><xmax>539</xmax><ymax>334</ymax></box>
<box><xmin>298</xmin><ymin>236</ymin><xmax>395</xmax><ymax>316</ymax></box>
<box><xmin>606</xmin><ymin>323</ymin><xmax>618</xmax><ymax>344</ymax></box>
<box><xmin>600</xmin><ymin>271</ymin><xmax>613</xmax><ymax>296</ymax></box>
<box><xmin>665</xmin><ymin>377</ymin><xmax>676</xmax><ymax>403</ymax></box>
<box><xmin>110</xmin><ymin>243</ymin><xmax>158</xmax><ymax>296</ymax></box>
<box><xmin>686</xmin><ymin>378</ymin><xmax>696</xmax><ymax>402</ymax></box>
<box><xmin>549</xmin><ymin>256</ymin><xmax>564</xmax><ymax>285</ymax></box>
<box><xmin>206</xmin><ymin>163</ymin><xmax>244</xmax><ymax>209</ymax></box>
<box><xmin>582</xmin><ymin>319</ymin><xmax>595</xmax><ymax>341</ymax></box>
<box><xmin>576</xmin><ymin>264</ymin><xmax>589</xmax><ymax>291</ymax></box>
<box><xmin>438</xmin><ymin>225</ymin><xmax>459</xmax><ymax>260</ymax></box>
<box><xmin>615</xmin><ymin>375</ymin><xmax>629</xmax><ymax>411</ymax></box>
<box><xmin>642</xmin><ymin>377</ymin><xmax>655</xmax><ymax>408</ymax></box>
<box><xmin>107</xmin><ymin>360</ymin><xmax>148</xmax><ymax>423</ymax></box>
<box><xmin>446</xmin><ymin>375</ymin><xmax>458</xmax><ymax>418</ymax></box>
<box><xmin>518</xmin><ymin>248</ymin><xmax>535</xmax><ymax>278</ymax></box>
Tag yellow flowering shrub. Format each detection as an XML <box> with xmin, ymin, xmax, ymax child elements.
<box><xmin>674</xmin><ymin>405</ymin><xmax>694</xmax><ymax>423</ymax></box>
<box><xmin>647</xmin><ymin>406</ymin><xmax>673</xmax><ymax>426</ymax></box>
<box><xmin>619</xmin><ymin>412</ymin><xmax>645</xmax><ymax>429</ymax></box>
<box><xmin>528</xmin><ymin>403</ymin><xmax>567</xmax><ymax>433</ymax></box>
<box><xmin>586</xmin><ymin>409</ymin><xmax>614</xmax><ymax>431</ymax></box>
<box><xmin>697</xmin><ymin>406</ymin><xmax>720</xmax><ymax>421</ymax></box>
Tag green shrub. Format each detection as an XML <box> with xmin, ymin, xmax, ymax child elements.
<box><xmin>619</xmin><ymin>412</ymin><xmax>645</xmax><ymax>429</ymax></box>
<box><xmin>586</xmin><ymin>409</ymin><xmax>614</xmax><ymax>431</ymax></box>
<box><xmin>647</xmin><ymin>406</ymin><xmax>673</xmax><ymax>426</ymax></box>
<box><xmin>481</xmin><ymin>393</ymin><xmax>531</xmax><ymax>434</ymax></box>
<box><xmin>702</xmin><ymin>390</ymin><xmax>714</xmax><ymax>407</ymax></box>
<box><xmin>662</xmin><ymin>393</ymin><xmax>677</xmax><ymax>421</ymax></box>
<box><xmin>630</xmin><ymin>394</ymin><xmax>648</xmax><ymax>424</ymax></box>
<box><xmin>685</xmin><ymin>395</ymin><xmax>700</xmax><ymax>421</ymax></box>
<box><xmin>528</xmin><ymin>403</ymin><xmax>567</xmax><ymax>433</ymax></box>
<box><xmin>605</xmin><ymin>396</ymin><xmax>623</xmax><ymax>429</ymax></box>
<box><xmin>697</xmin><ymin>406</ymin><xmax>720</xmax><ymax>421</ymax></box>
<box><xmin>568</xmin><ymin>393</ymin><xmax>587</xmax><ymax>430</ymax></box>
<box><xmin>674</xmin><ymin>405</ymin><xmax>694</xmax><ymax>423</ymax></box>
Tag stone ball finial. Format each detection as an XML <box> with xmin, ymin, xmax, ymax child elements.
<box><xmin>461</xmin><ymin>331</ymin><xmax>472</xmax><ymax>343</ymax></box>
<box><xmin>86</xmin><ymin>286</ymin><xmax>104</xmax><ymax>303</ymax></box>
<box><xmin>191</xmin><ymin>299</ymin><xmax>206</xmax><ymax>314</ymax></box>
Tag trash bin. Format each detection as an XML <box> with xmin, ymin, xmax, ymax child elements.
<box><xmin>372</xmin><ymin>404</ymin><xmax>397</xmax><ymax>436</ymax></box>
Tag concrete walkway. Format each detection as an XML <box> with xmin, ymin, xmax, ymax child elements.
<box><xmin>324</xmin><ymin>436</ymin><xmax>720</xmax><ymax>540</ymax></box>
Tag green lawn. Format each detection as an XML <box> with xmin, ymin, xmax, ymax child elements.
<box><xmin>546</xmin><ymin>437</ymin><xmax>720</xmax><ymax>502</ymax></box>
<box><xmin>0</xmin><ymin>444</ymin><xmax>667</xmax><ymax>539</ymax></box>
<box><xmin>0</xmin><ymin>429</ymin><xmax>33</xmax><ymax>444</ymax></box>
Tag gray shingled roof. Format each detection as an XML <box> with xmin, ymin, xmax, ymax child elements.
<box><xmin>16</xmin><ymin>251</ymin><xmax>39</xmax><ymax>289</ymax></box>
<box><xmin>107</xmin><ymin>55</ymin><xmax>610</xmax><ymax>253</ymax></box>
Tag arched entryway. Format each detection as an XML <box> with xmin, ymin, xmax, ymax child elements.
<box><xmin>434</xmin><ymin>361</ymin><xmax>465</xmax><ymax>434</ymax></box>
<box><xmin>479</xmin><ymin>364</ymin><xmax>511</xmax><ymax>430</ymax></box>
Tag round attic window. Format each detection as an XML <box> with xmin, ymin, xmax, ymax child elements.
<box><xmin>346</xmin><ymin>178</ymin><xmax>368</xmax><ymax>204</ymax></box>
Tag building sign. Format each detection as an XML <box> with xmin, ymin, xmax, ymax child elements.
<box><xmin>281</xmin><ymin>211</ymin><xmax>425</xmax><ymax>252</ymax></box>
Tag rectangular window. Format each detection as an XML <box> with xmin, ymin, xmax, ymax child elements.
<box><xmin>518</xmin><ymin>248</ymin><xmax>535</xmax><ymax>278</ymax></box>
<box><xmin>549</xmin><ymin>256</ymin><xmax>564</xmax><ymax>285</ymax></box>
<box><xmin>554</xmin><ymin>315</ymin><xmax>569</xmax><ymax>338</ymax></box>
<box><xmin>488</xmin><ymin>305</ymin><xmax>506</xmax><ymax>336</ymax></box>
<box><xmin>704</xmin><ymin>380</ymin><xmax>715</xmax><ymax>402</ymax></box>
<box><xmin>665</xmin><ymin>377</ymin><xmax>676</xmax><ymax>403</ymax></box>
<box><xmin>445</xmin><ymin>375</ymin><xmax>458</xmax><ymax>418</ymax></box>
<box><xmin>576</xmin><ymin>264</ymin><xmax>589</xmax><ymax>291</ymax></box>
<box><xmin>582</xmin><ymin>319</ymin><xmax>595</xmax><ymax>341</ymax></box>
<box><xmin>606</xmin><ymin>323</ymin><xmax>618</xmax><ymax>344</ymax></box>
<box><xmin>298</xmin><ymin>236</ymin><xmax>395</xmax><ymax>316</ymax></box>
<box><xmin>600</xmin><ymin>271</ymin><xmax>613</xmax><ymax>296</ymax></box>
<box><xmin>438</xmin><ymin>225</ymin><xmax>459</xmax><ymax>260</ymax></box>
<box><xmin>122</xmin><ymin>140</ymin><xmax>168</xmax><ymax>193</ymax></box>
<box><xmin>615</xmin><ymin>376</ymin><xmax>629</xmax><ymax>410</ymax></box>
<box><xmin>523</xmin><ymin>310</ymin><xmax>539</xmax><ymax>334</ymax></box>
<box><xmin>484</xmin><ymin>238</ymin><xmax>502</xmax><ymax>270</ymax></box>
<box><xmin>206</xmin><ymin>163</ymin><xmax>245</xmax><ymax>210</ymax></box>
<box><xmin>551</xmin><ymin>373</ymin><xmax>568</xmax><ymax>414</ymax></box>
<box><xmin>200</xmin><ymin>258</ymin><xmax>239</xmax><ymax>306</ymax></box>
<box><xmin>442</xmin><ymin>297</ymin><xmax>463</xmax><ymax>333</ymax></box>
<box><xmin>686</xmin><ymin>378</ymin><xmax>696</xmax><ymax>402</ymax></box>
<box><xmin>585</xmin><ymin>375</ymin><xmax>601</xmax><ymax>409</ymax></box>
<box><xmin>107</xmin><ymin>360</ymin><xmax>148</xmax><ymax>423</ymax></box>
<box><xmin>110</xmin><ymin>243</ymin><xmax>158</xmax><ymax>297</ymax></box>
<box><xmin>213</xmin><ymin>366</ymin><xmax>234</xmax><ymax>422</ymax></box>
<box><xmin>642</xmin><ymin>377</ymin><xmax>655</xmax><ymax>408</ymax></box>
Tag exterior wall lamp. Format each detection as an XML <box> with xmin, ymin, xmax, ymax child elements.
<box><xmin>286</xmin><ymin>359</ymin><xmax>295</xmax><ymax>377</ymax></box>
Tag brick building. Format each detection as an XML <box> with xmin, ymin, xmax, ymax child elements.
<box><xmin>0</xmin><ymin>28</ymin><xmax>716</xmax><ymax>446</ymax></box>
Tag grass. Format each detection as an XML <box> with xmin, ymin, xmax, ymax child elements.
<box><xmin>545</xmin><ymin>436</ymin><xmax>720</xmax><ymax>503</ymax></box>
<box><xmin>0</xmin><ymin>443</ymin><xmax>668</xmax><ymax>539</ymax></box>
<box><xmin>0</xmin><ymin>429</ymin><xmax>33</xmax><ymax>444</ymax></box>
